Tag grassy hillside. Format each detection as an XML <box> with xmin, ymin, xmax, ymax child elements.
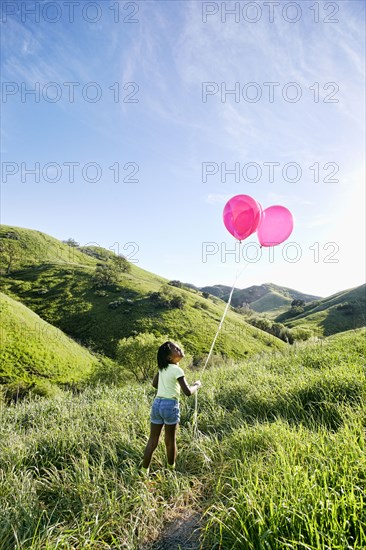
<box><xmin>0</xmin><ymin>225</ymin><xmax>97</xmax><ymax>270</ymax></box>
<box><xmin>248</xmin><ymin>289</ymin><xmax>292</xmax><ymax>313</ymax></box>
<box><xmin>201</xmin><ymin>283</ymin><xmax>320</xmax><ymax>313</ymax></box>
<box><xmin>276</xmin><ymin>284</ymin><xmax>366</xmax><ymax>336</ymax></box>
<box><xmin>227</xmin><ymin>283</ymin><xmax>320</xmax><ymax>309</ymax></box>
<box><xmin>0</xmin><ymin>329</ymin><xmax>364</xmax><ymax>549</ymax></box>
<box><xmin>0</xmin><ymin>225</ymin><xmax>285</xmax><ymax>361</ymax></box>
<box><xmin>0</xmin><ymin>292</ymin><xmax>100</xmax><ymax>388</ymax></box>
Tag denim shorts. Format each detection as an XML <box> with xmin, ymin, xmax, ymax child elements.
<box><xmin>150</xmin><ymin>397</ymin><xmax>180</xmax><ymax>425</ymax></box>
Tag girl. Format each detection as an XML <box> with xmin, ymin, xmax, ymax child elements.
<box><xmin>141</xmin><ymin>341</ymin><xmax>201</xmax><ymax>475</ymax></box>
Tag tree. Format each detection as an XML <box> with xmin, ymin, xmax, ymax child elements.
<box><xmin>170</xmin><ymin>295</ymin><xmax>186</xmax><ymax>309</ymax></box>
<box><xmin>168</xmin><ymin>280</ymin><xmax>183</xmax><ymax>288</ymax></box>
<box><xmin>92</xmin><ymin>263</ymin><xmax>120</xmax><ymax>288</ymax></box>
<box><xmin>116</xmin><ymin>333</ymin><xmax>166</xmax><ymax>381</ymax></box>
<box><xmin>149</xmin><ymin>284</ymin><xmax>187</xmax><ymax>309</ymax></box>
<box><xmin>62</xmin><ymin>238</ymin><xmax>79</xmax><ymax>247</ymax></box>
<box><xmin>0</xmin><ymin>240</ymin><xmax>21</xmax><ymax>274</ymax></box>
<box><xmin>248</xmin><ymin>317</ymin><xmax>294</xmax><ymax>344</ymax></box>
<box><xmin>110</xmin><ymin>254</ymin><xmax>130</xmax><ymax>273</ymax></box>
<box><xmin>291</xmin><ymin>299</ymin><xmax>305</xmax><ymax>307</ymax></box>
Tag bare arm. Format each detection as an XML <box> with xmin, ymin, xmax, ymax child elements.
<box><xmin>178</xmin><ymin>376</ymin><xmax>201</xmax><ymax>396</ymax></box>
<box><xmin>152</xmin><ymin>372</ymin><xmax>158</xmax><ymax>389</ymax></box>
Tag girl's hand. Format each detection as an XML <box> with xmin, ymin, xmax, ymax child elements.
<box><xmin>194</xmin><ymin>380</ymin><xmax>202</xmax><ymax>388</ymax></box>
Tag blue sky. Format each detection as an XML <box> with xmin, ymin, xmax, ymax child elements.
<box><xmin>1</xmin><ymin>0</ymin><xmax>365</xmax><ymax>297</ymax></box>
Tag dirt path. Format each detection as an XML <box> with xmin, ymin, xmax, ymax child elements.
<box><xmin>143</xmin><ymin>509</ymin><xmax>203</xmax><ymax>550</ymax></box>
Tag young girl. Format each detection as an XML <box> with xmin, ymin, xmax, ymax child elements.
<box><xmin>141</xmin><ymin>341</ymin><xmax>201</xmax><ymax>475</ymax></box>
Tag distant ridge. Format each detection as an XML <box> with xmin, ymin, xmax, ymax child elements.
<box><xmin>200</xmin><ymin>283</ymin><xmax>320</xmax><ymax>312</ymax></box>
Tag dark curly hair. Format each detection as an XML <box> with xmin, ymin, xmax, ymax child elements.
<box><xmin>157</xmin><ymin>341</ymin><xmax>175</xmax><ymax>370</ymax></box>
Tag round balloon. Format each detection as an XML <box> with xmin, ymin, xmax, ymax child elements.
<box><xmin>257</xmin><ymin>205</ymin><xmax>294</xmax><ymax>247</ymax></box>
<box><xmin>223</xmin><ymin>195</ymin><xmax>262</xmax><ymax>241</ymax></box>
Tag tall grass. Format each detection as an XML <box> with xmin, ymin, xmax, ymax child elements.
<box><xmin>0</xmin><ymin>329</ymin><xmax>365</xmax><ymax>549</ymax></box>
<box><xmin>202</xmin><ymin>415</ymin><xmax>365</xmax><ymax>549</ymax></box>
<box><xmin>0</xmin><ymin>386</ymin><xmax>200</xmax><ymax>549</ymax></box>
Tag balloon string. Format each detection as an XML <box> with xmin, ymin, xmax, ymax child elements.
<box><xmin>193</xmin><ymin>244</ymin><xmax>250</xmax><ymax>438</ymax></box>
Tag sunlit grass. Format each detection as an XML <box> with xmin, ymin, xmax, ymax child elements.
<box><xmin>0</xmin><ymin>329</ymin><xmax>365</xmax><ymax>549</ymax></box>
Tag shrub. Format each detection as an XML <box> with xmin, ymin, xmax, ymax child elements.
<box><xmin>110</xmin><ymin>254</ymin><xmax>130</xmax><ymax>273</ymax></box>
<box><xmin>92</xmin><ymin>264</ymin><xmax>120</xmax><ymax>288</ymax></box>
<box><xmin>248</xmin><ymin>317</ymin><xmax>294</xmax><ymax>344</ymax></box>
<box><xmin>170</xmin><ymin>295</ymin><xmax>186</xmax><ymax>309</ymax></box>
<box><xmin>168</xmin><ymin>280</ymin><xmax>183</xmax><ymax>288</ymax></box>
<box><xmin>78</xmin><ymin>246</ymin><xmax>110</xmax><ymax>261</ymax></box>
<box><xmin>94</xmin><ymin>290</ymin><xmax>108</xmax><ymax>297</ymax></box>
<box><xmin>149</xmin><ymin>285</ymin><xmax>187</xmax><ymax>309</ymax></box>
<box><xmin>108</xmin><ymin>299</ymin><xmax>124</xmax><ymax>309</ymax></box>
<box><xmin>194</xmin><ymin>301</ymin><xmax>209</xmax><ymax>310</ymax></box>
<box><xmin>291</xmin><ymin>299</ymin><xmax>305</xmax><ymax>307</ymax></box>
<box><xmin>30</xmin><ymin>380</ymin><xmax>64</xmax><ymax>399</ymax></box>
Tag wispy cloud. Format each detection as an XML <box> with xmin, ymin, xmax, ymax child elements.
<box><xmin>2</xmin><ymin>19</ymin><xmax>92</xmax><ymax>84</ymax></box>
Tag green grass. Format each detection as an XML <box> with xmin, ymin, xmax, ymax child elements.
<box><xmin>250</xmin><ymin>290</ymin><xmax>292</xmax><ymax>313</ymax></box>
<box><xmin>0</xmin><ymin>292</ymin><xmax>101</xmax><ymax>389</ymax></box>
<box><xmin>0</xmin><ymin>225</ymin><xmax>97</xmax><ymax>269</ymax></box>
<box><xmin>0</xmin><ymin>329</ymin><xmax>365</xmax><ymax>549</ymax></box>
<box><xmin>203</xmin><ymin>416</ymin><xmax>365</xmax><ymax>549</ymax></box>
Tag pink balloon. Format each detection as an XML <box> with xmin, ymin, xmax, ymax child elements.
<box><xmin>257</xmin><ymin>205</ymin><xmax>294</xmax><ymax>247</ymax></box>
<box><xmin>223</xmin><ymin>195</ymin><xmax>262</xmax><ymax>241</ymax></box>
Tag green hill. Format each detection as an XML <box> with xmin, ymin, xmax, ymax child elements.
<box><xmin>248</xmin><ymin>289</ymin><xmax>293</xmax><ymax>313</ymax></box>
<box><xmin>229</xmin><ymin>283</ymin><xmax>320</xmax><ymax>310</ymax></box>
<box><xmin>200</xmin><ymin>282</ymin><xmax>320</xmax><ymax>313</ymax></box>
<box><xmin>0</xmin><ymin>292</ymin><xmax>99</xmax><ymax>387</ymax></box>
<box><xmin>276</xmin><ymin>284</ymin><xmax>366</xmax><ymax>336</ymax></box>
<box><xmin>0</xmin><ymin>225</ymin><xmax>285</xmax><ymax>363</ymax></box>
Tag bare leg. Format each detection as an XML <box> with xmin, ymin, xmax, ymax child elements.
<box><xmin>164</xmin><ymin>423</ymin><xmax>178</xmax><ymax>465</ymax></box>
<box><xmin>142</xmin><ymin>423</ymin><xmax>163</xmax><ymax>469</ymax></box>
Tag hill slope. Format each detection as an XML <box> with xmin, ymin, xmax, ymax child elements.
<box><xmin>0</xmin><ymin>224</ymin><xmax>97</xmax><ymax>270</ymax></box>
<box><xmin>276</xmin><ymin>284</ymin><xmax>366</xmax><ymax>336</ymax></box>
<box><xmin>201</xmin><ymin>282</ymin><xmax>320</xmax><ymax>312</ymax></box>
<box><xmin>0</xmin><ymin>292</ymin><xmax>99</xmax><ymax>385</ymax></box>
<box><xmin>0</xmin><ymin>225</ymin><xmax>286</xmax><ymax>360</ymax></box>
